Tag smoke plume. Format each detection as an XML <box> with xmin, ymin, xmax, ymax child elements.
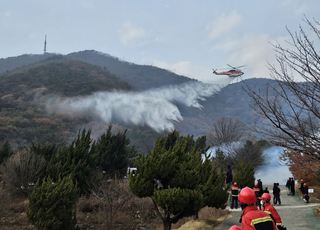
<box><xmin>47</xmin><ymin>81</ymin><xmax>222</xmax><ymax>132</ymax></box>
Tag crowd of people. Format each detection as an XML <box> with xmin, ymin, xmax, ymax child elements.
<box><xmin>230</xmin><ymin>179</ymin><xmax>282</xmax><ymax>210</ymax></box>
<box><xmin>299</xmin><ymin>179</ymin><xmax>310</xmax><ymax>203</ymax></box>
<box><xmin>286</xmin><ymin>177</ymin><xmax>310</xmax><ymax>203</ymax></box>
<box><xmin>228</xmin><ymin>180</ymin><xmax>287</xmax><ymax>230</ymax></box>
<box><xmin>225</xmin><ymin>167</ymin><xmax>311</xmax><ymax>229</ymax></box>
<box><xmin>285</xmin><ymin>177</ymin><xmax>295</xmax><ymax>195</ymax></box>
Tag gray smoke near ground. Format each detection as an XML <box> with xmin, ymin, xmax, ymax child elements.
<box><xmin>255</xmin><ymin>146</ymin><xmax>293</xmax><ymax>185</ymax></box>
<box><xmin>208</xmin><ymin>145</ymin><xmax>293</xmax><ymax>185</ymax></box>
<box><xmin>47</xmin><ymin>81</ymin><xmax>223</xmax><ymax>132</ymax></box>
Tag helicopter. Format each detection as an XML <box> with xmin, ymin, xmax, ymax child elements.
<box><xmin>212</xmin><ymin>64</ymin><xmax>245</xmax><ymax>78</ymax></box>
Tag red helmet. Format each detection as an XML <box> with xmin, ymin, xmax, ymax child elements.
<box><xmin>301</xmin><ymin>179</ymin><xmax>303</xmax><ymax>182</ymax></box>
<box><xmin>260</xmin><ymin>193</ymin><xmax>271</xmax><ymax>200</ymax></box>
<box><xmin>229</xmin><ymin>225</ymin><xmax>241</xmax><ymax>230</ymax></box>
<box><xmin>234</xmin><ymin>182</ymin><xmax>237</xmax><ymax>186</ymax></box>
<box><xmin>238</xmin><ymin>187</ymin><xmax>257</xmax><ymax>204</ymax></box>
<box><xmin>255</xmin><ymin>183</ymin><xmax>258</xmax><ymax>187</ymax></box>
<box><xmin>304</xmin><ymin>183</ymin><xmax>306</xmax><ymax>186</ymax></box>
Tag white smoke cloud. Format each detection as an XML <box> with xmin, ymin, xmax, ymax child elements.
<box><xmin>255</xmin><ymin>146</ymin><xmax>293</xmax><ymax>186</ymax></box>
<box><xmin>48</xmin><ymin>81</ymin><xmax>221</xmax><ymax>132</ymax></box>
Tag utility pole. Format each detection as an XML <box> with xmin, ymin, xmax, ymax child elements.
<box><xmin>44</xmin><ymin>34</ymin><xmax>47</xmax><ymax>54</ymax></box>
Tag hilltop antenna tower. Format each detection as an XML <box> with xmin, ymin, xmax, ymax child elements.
<box><xmin>43</xmin><ymin>34</ymin><xmax>47</xmax><ymax>54</ymax></box>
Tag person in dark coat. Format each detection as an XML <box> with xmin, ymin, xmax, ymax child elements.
<box><xmin>285</xmin><ymin>178</ymin><xmax>291</xmax><ymax>195</ymax></box>
<box><xmin>272</xmin><ymin>183</ymin><xmax>277</xmax><ymax>204</ymax></box>
<box><xmin>263</xmin><ymin>187</ymin><xmax>269</xmax><ymax>194</ymax></box>
<box><xmin>290</xmin><ymin>178</ymin><xmax>295</xmax><ymax>195</ymax></box>
<box><xmin>301</xmin><ymin>183</ymin><xmax>309</xmax><ymax>203</ymax></box>
<box><xmin>257</xmin><ymin>179</ymin><xmax>263</xmax><ymax>196</ymax></box>
<box><xmin>299</xmin><ymin>179</ymin><xmax>304</xmax><ymax>191</ymax></box>
<box><xmin>226</xmin><ymin>165</ymin><xmax>233</xmax><ymax>185</ymax></box>
<box><xmin>273</xmin><ymin>183</ymin><xmax>281</xmax><ymax>205</ymax></box>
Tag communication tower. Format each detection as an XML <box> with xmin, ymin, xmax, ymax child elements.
<box><xmin>44</xmin><ymin>35</ymin><xmax>47</xmax><ymax>54</ymax></box>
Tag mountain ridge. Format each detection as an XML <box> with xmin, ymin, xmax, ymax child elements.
<box><xmin>0</xmin><ymin>50</ymin><xmax>276</xmax><ymax>151</ymax></box>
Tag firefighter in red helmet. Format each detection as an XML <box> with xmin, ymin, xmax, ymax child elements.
<box><xmin>238</xmin><ymin>187</ymin><xmax>277</xmax><ymax>230</ymax></box>
<box><xmin>299</xmin><ymin>179</ymin><xmax>304</xmax><ymax>192</ymax></box>
<box><xmin>260</xmin><ymin>193</ymin><xmax>286</xmax><ymax>230</ymax></box>
<box><xmin>253</xmin><ymin>183</ymin><xmax>261</xmax><ymax>210</ymax></box>
<box><xmin>231</xmin><ymin>182</ymin><xmax>239</xmax><ymax>209</ymax></box>
<box><xmin>301</xmin><ymin>183</ymin><xmax>309</xmax><ymax>203</ymax></box>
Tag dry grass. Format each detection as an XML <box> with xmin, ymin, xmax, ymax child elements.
<box><xmin>314</xmin><ymin>205</ymin><xmax>320</xmax><ymax>217</ymax></box>
<box><xmin>0</xmin><ymin>181</ymin><xmax>230</xmax><ymax>230</ymax></box>
<box><xmin>171</xmin><ymin>207</ymin><xmax>231</xmax><ymax>230</ymax></box>
<box><xmin>174</xmin><ymin>219</ymin><xmax>221</xmax><ymax>230</ymax></box>
<box><xmin>296</xmin><ymin>184</ymin><xmax>320</xmax><ymax>203</ymax></box>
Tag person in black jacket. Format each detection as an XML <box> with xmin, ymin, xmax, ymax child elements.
<box><xmin>262</xmin><ymin>187</ymin><xmax>269</xmax><ymax>194</ymax></box>
<box><xmin>299</xmin><ymin>179</ymin><xmax>304</xmax><ymax>191</ymax></box>
<box><xmin>226</xmin><ymin>165</ymin><xmax>233</xmax><ymax>186</ymax></box>
<box><xmin>273</xmin><ymin>183</ymin><xmax>281</xmax><ymax>205</ymax></box>
<box><xmin>285</xmin><ymin>178</ymin><xmax>291</xmax><ymax>195</ymax></box>
<box><xmin>290</xmin><ymin>178</ymin><xmax>295</xmax><ymax>195</ymax></box>
<box><xmin>257</xmin><ymin>179</ymin><xmax>263</xmax><ymax>196</ymax></box>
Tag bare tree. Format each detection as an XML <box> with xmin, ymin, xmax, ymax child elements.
<box><xmin>0</xmin><ymin>150</ymin><xmax>46</xmax><ymax>195</ymax></box>
<box><xmin>91</xmin><ymin>179</ymin><xmax>135</xmax><ymax>230</ymax></box>
<box><xmin>244</xmin><ymin>17</ymin><xmax>320</xmax><ymax>162</ymax></box>
<box><xmin>207</xmin><ymin>116</ymin><xmax>244</xmax><ymax>146</ymax></box>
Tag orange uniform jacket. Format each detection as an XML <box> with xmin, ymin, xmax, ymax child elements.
<box><xmin>240</xmin><ymin>205</ymin><xmax>277</xmax><ymax>230</ymax></box>
<box><xmin>253</xmin><ymin>187</ymin><xmax>260</xmax><ymax>197</ymax></box>
<box><xmin>262</xmin><ymin>202</ymin><xmax>282</xmax><ymax>226</ymax></box>
<box><xmin>231</xmin><ymin>186</ymin><xmax>239</xmax><ymax>196</ymax></box>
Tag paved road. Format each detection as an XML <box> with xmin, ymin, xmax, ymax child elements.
<box><xmin>215</xmin><ymin>185</ymin><xmax>320</xmax><ymax>230</ymax></box>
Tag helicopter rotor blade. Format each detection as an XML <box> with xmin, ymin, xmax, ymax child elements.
<box><xmin>235</xmin><ymin>65</ymin><xmax>246</xmax><ymax>69</ymax></box>
<box><xmin>227</xmin><ymin>64</ymin><xmax>234</xmax><ymax>69</ymax></box>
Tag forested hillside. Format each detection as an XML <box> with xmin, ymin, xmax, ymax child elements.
<box><xmin>0</xmin><ymin>51</ymin><xmax>280</xmax><ymax>153</ymax></box>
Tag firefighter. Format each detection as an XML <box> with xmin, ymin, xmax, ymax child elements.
<box><xmin>253</xmin><ymin>183</ymin><xmax>261</xmax><ymax>210</ymax></box>
<box><xmin>301</xmin><ymin>183</ymin><xmax>309</xmax><ymax>203</ymax></box>
<box><xmin>299</xmin><ymin>179</ymin><xmax>304</xmax><ymax>191</ymax></box>
<box><xmin>231</xmin><ymin>182</ymin><xmax>239</xmax><ymax>209</ymax></box>
<box><xmin>290</xmin><ymin>178</ymin><xmax>295</xmax><ymax>195</ymax></box>
<box><xmin>260</xmin><ymin>193</ymin><xmax>286</xmax><ymax>229</ymax></box>
<box><xmin>238</xmin><ymin>187</ymin><xmax>277</xmax><ymax>230</ymax></box>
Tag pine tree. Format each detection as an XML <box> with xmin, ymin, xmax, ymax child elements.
<box><xmin>27</xmin><ymin>176</ymin><xmax>79</xmax><ymax>230</ymax></box>
<box><xmin>0</xmin><ymin>141</ymin><xmax>13</xmax><ymax>165</ymax></box>
<box><xmin>46</xmin><ymin>128</ymin><xmax>99</xmax><ymax>195</ymax></box>
<box><xmin>129</xmin><ymin>130</ymin><xmax>228</xmax><ymax>230</ymax></box>
<box><xmin>29</xmin><ymin>142</ymin><xmax>57</xmax><ymax>163</ymax></box>
<box><xmin>233</xmin><ymin>161</ymin><xmax>255</xmax><ymax>188</ymax></box>
<box><xmin>95</xmin><ymin>124</ymin><xmax>137</xmax><ymax>178</ymax></box>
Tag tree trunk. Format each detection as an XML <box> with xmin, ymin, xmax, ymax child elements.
<box><xmin>163</xmin><ymin>217</ymin><xmax>171</xmax><ymax>230</ymax></box>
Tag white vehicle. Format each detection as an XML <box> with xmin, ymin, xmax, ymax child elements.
<box><xmin>126</xmin><ymin>167</ymin><xmax>137</xmax><ymax>178</ymax></box>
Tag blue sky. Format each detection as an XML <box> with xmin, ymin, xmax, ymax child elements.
<box><xmin>1</xmin><ymin>0</ymin><xmax>319</xmax><ymax>83</ymax></box>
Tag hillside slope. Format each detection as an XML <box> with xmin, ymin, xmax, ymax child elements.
<box><xmin>0</xmin><ymin>51</ymin><xmax>280</xmax><ymax>152</ymax></box>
